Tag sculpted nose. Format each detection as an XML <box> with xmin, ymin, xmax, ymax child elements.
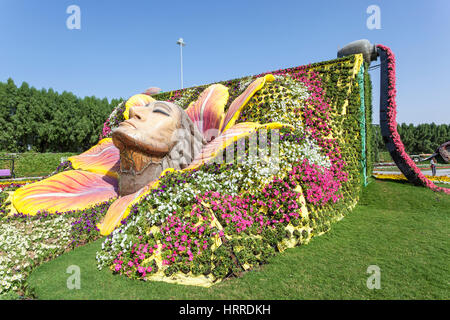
<box><xmin>129</xmin><ymin>106</ymin><xmax>147</xmax><ymax>121</ymax></box>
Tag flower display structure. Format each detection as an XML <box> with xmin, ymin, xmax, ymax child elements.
<box><xmin>6</xmin><ymin>54</ymin><xmax>373</xmax><ymax>289</ymax></box>
<box><xmin>94</xmin><ymin>54</ymin><xmax>371</xmax><ymax>287</ymax></box>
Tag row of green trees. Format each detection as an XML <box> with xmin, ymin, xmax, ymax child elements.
<box><xmin>0</xmin><ymin>78</ymin><xmax>122</xmax><ymax>152</ymax></box>
<box><xmin>373</xmin><ymin>123</ymin><xmax>450</xmax><ymax>155</ymax></box>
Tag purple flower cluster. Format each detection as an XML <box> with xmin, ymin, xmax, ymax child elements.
<box><xmin>70</xmin><ymin>201</ymin><xmax>113</xmax><ymax>247</ymax></box>
<box><xmin>4</xmin><ymin>201</ymin><xmax>113</xmax><ymax>247</ymax></box>
<box><xmin>54</xmin><ymin>161</ymin><xmax>73</xmax><ymax>175</ymax></box>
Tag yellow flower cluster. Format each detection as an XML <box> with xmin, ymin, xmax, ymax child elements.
<box><xmin>0</xmin><ymin>180</ymin><xmax>40</xmax><ymax>188</ymax></box>
<box><xmin>373</xmin><ymin>173</ymin><xmax>450</xmax><ymax>183</ymax></box>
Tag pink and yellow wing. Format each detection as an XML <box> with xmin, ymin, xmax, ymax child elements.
<box><xmin>97</xmin><ymin>181</ymin><xmax>158</xmax><ymax>236</ymax></box>
<box><xmin>124</xmin><ymin>94</ymin><xmax>155</xmax><ymax>120</ymax></box>
<box><xmin>221</xmin><ymin>74</ymin><xmax>275</xmax><ymax>132</ymax></box>
<box><xmin>12</xmin><ymin>170</ymin><xmax>118</xmax><ymax>215</ymax></box>
<box><xmin>68</xmin><ymin>138</ymin><xmax>120</xmax><ymax>179</ymax></box>
<box><xmin>185</xmin><ymin>84</ymin><xmax>229</xmax><ymax>142</ymax></box>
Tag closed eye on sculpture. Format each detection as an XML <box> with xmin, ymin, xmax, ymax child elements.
<box><xmin>153</xmin><ymin>109</ymin><xmax>170</xmax><ymax>116</ymax></box>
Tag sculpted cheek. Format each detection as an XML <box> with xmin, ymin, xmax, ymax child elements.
<box><xmin>129</xmin><ymin>131</ymin><xmax>145</xmax><ymax>146</ymax></box>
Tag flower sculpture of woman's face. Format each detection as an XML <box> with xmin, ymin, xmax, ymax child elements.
<box><xmin>112</xmin><ymin>101</ymin><xmax>205</xmax><ymax>196</ymax></box>
<box><xmin>114</xmin><ymin>102</ymin><xmax>182</xmax><ymax>156</ymax></box>
<box><xmin>12</xmin><ymin>74</ymin><xmax>291</xmax><ymax>235</ymax></box>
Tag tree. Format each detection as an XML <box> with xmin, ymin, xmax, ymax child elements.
<box><xmin>0</xmin><ymin>79</ymin><xmax>118</xmax><ymax>152</ymax></box>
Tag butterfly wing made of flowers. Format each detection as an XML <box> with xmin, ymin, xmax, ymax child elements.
<box><xmin>185</xmin><ymin>84</ymin><xmax>229</xmax><ymax>143</ymax></box>
<box><xmin>12</xmin><ymin>170</ymin><xmax>118</xmax><ymax>215</ymax></box>
<box><xmin>68</xmin><ymin>138</ymin><xmax>120</xmax><ymax>179</ymax></box>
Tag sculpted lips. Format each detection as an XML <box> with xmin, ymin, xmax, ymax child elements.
<box><xmin>119</xmin><ymin>120</ymin><xmax>136</xmax><ymax>129</ymax></box>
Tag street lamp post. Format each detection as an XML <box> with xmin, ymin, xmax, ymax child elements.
<box><xmin>176</xmin><ymin>37</ymin><xmax>186</xmax><ymax>89</ymax></box>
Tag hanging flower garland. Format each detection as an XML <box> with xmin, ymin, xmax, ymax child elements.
<box><xmin>377</xmin><ymin>44</ymin><xmax>449</xmax><ymax>194</ymax></box>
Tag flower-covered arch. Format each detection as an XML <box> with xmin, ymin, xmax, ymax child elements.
<box><xmin>377</xmin><ymin>44</ymin><xmax>449</xmax><ymax>194</ymax></box>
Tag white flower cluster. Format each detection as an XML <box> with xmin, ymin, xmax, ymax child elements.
<box><xmin>280</xmin><ymin>75</ymin><xmax>311</xmax><ymax>99</ymax></box>
<box><xmin>265</xmin><ymin>100</ymin><xmax>304</xmax><ymax>129</ymax></box>
<box><xmin>238</xmin><ymin>77</ymin><xmax>254</xmax><ymax>92</ymax></box>
<box><xmin>107</xmin><ymin>101</ymin><xmax>125</xmax><ymax>124</ymax></box>
<box><xmin>222</xmin><ymin>154</ymin><xmax>281</xmax><ymax>194</ymax></box>
<box><xmin>173</xmin><ymin>88</ymin><xmax>197</xmax><ymax>108</ymax></box>
<box><xmin>261</xmin><ymin>76</ymin><xmax>309</xmax><ymax>130</ymax></box>
<box><xmin>96</xmin><ymin>227</ymin><xmax>133</xmax><ymax>270</ymax></box>
<box><xmin>0</xmin><ymin>215</ymin><xmax>73</xmax><ymax>295</ymax></box>
<box><xmin>280</xmin><ymin>138</ymin><xmax>331</xmax><ymax>170</ymax></box>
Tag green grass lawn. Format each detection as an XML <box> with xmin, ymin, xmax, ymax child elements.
<box><xmin>27</xmin><ymin>179</ymin><xmax>450</xmax><ymax>300</ymax></box>
<box><xmin>377</xmin><ymin>151</ymin><xmax>392</xmax><ymax>163</ymax></box>
<box><xmin>0</xmin><ymin>152</ymin><xmax>76</xmax><ymax>178</ymax></box>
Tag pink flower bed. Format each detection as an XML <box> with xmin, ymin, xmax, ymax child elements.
<box><xmin>289</xmin><ymin>159</ymin><xmax>343</xmax><ymax>206</ymax></box>
<box><xmin>258</xmin><ymin>67</ymin><xmax>350</xmax><ymax>203</ymax></box>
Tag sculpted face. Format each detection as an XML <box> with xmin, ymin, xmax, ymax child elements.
<box><xmin>112</xmin><ymin>101</ymin><xmax>205</xmax><ymax>196</ymax></box>
<box><xmin>113</xmin><ymin>101</ymin><xmax>181</xmax><ymax>156</ymax></box>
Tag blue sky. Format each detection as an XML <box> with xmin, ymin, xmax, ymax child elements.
<box><xmin>1</xmin><ymin>0</ymin><xmax>449</xmax><ymax>124</ymax></box>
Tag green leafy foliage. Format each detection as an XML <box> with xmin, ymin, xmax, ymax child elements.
<box><xmin>373</xmin><ymin>123</ymin><xmax>450</xmax><ymax>158</ymax></box>
<box><xmin>0</xmin><ymin>78</ymin><xmax>122</xmax><ymax>152</ymax></box>
<box><xmin>0</xmin><ymin>152</ymin><xmax>76</xmax><ymax>177</ymax></box>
